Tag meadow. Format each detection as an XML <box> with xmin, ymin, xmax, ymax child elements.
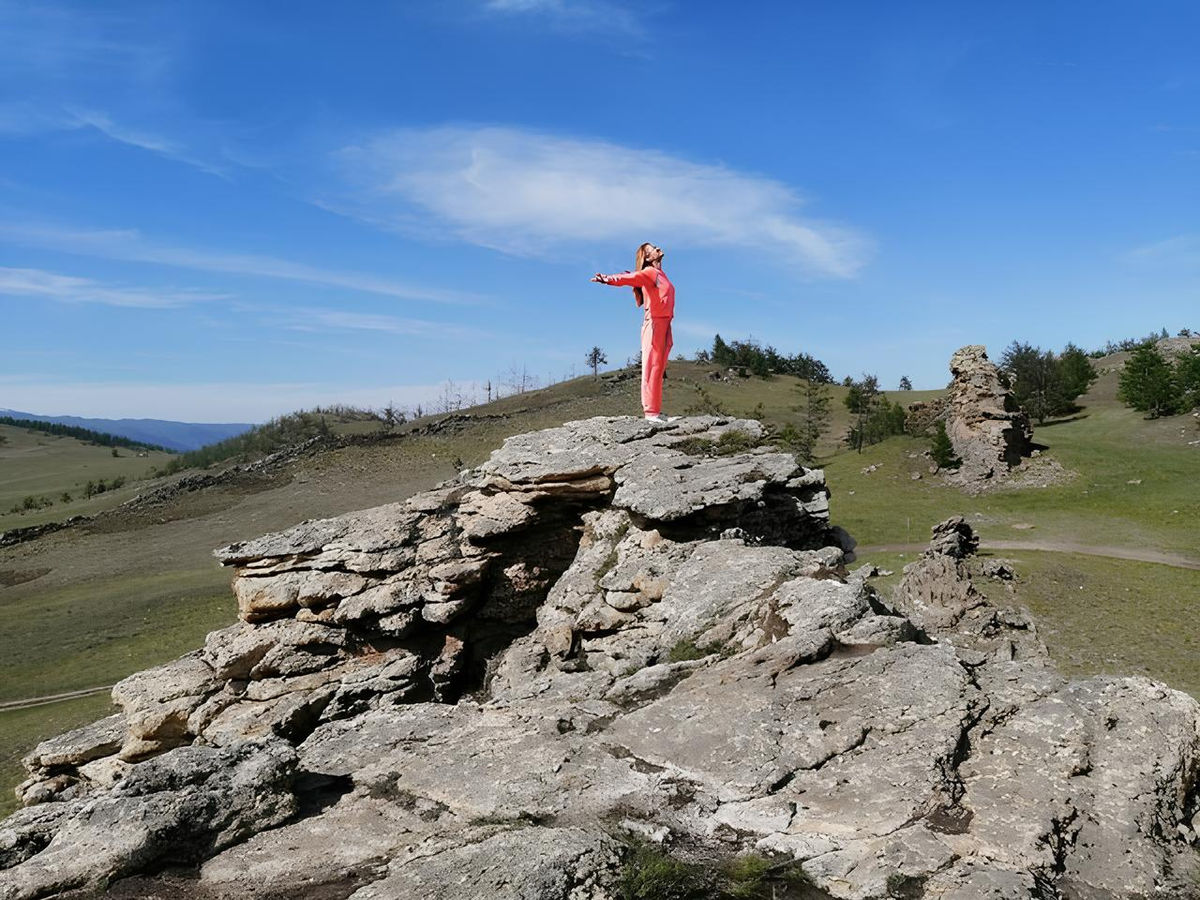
<box><xmin>0</xmin><ymin>424</ymin><xmax>175</xmax><ymax>532</ymax></box>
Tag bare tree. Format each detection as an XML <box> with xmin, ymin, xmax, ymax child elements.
<box><xmin>436</xmin><ymin>380</ymin><xmax>463</xmax><ymax>414</ymax></box>
<box><xmin>503</xmin><ymin>363</ymin><xmax>536</xmax><ymax>395</ymax></box>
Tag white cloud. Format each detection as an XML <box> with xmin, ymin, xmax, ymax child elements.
<box><xmin>272</xmin><ymin>306</ymin><xmax>489</xmax><ymax>340</ymax></box>
<box><xmin>0</xmin><ymin>377</ymin><xmax>489</xmax><ymax>423</ymax></box>
<box><xmin>1123</xmin><ymin>234</ymin><xmax>1200</xmax><ymax>269</ymax></box>
<box><xmin>333</xmin><ymin>126</ymin><xmax>871</xmax><ymax>278</ymax></box>
<box><xmin>65</xmin><ymin>109</ymin><xmax>229</xmax><ymax>178</ymax></box>
<box><xmin>0</xmin><ymin>266</ymin><xmax>226</xmax><ymax>308</ymax></box>
<box><xmin>0</xmin><ymin>223</ymin><xmax>485</xmax><ymax>305</ymax></box>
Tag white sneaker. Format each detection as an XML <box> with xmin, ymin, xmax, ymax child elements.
<box><xmin>644</xmin><ymin>413</ymin><xmax>669</xmax><ymax>423</ymax></box>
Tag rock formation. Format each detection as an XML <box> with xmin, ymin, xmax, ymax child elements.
<box><xmin>3</xmin><ymin>416</ymin><xmax>1199</xmax><ymax>900</ymax></box>
<box><xmin>942</xmin><ymin>345</ymin><xmax>1033</xmax><ymax>488</ymax></box>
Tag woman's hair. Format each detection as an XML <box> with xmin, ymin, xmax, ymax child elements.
<box><xmin>632</xmin><ymin>242</ymin><xmax>654</xmax><ymax>308</ymax></box>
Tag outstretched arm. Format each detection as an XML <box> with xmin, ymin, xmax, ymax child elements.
<box><xmin>590</xmin><ymin>269</ymin><xmax>656</xmax><ymax>288</ymax></box>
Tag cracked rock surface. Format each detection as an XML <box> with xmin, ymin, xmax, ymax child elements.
<box><xmin>3</xmin><ymin>416</ymin><xmax>1199</xmax><ymax>900</ymax></box>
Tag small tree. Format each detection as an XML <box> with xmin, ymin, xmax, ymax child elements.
<box><xmin>1057</xmin><ymin>342</ymin><xmax>1098</xmax><ymax>405</ymax></box>
<box><xmin>379</xmin><ymin>401</ymin><xmax>403</xmax><ymax>432</ymax></box>
<box><xmin>898</xmin><ymin>376</ymin><xmax>913</xmax><ymax>391</ymax></box>
<box><xmin>711</xmin><ymin>334</ymin><xmax>733</xmax><ymax>366</ymax></box>
<box><xmin>784</xmin><ymin>379</ymin><xmax>831</xmax><ymax>462</ymax></box>
<box><xmin>844</xmin><ymin>374</ymin><xmax>880</xmax><ymax>453</ymax></box>
<box><xmin>585</xmin><ymin>346</ymin><xmax>608</xmax><ymax>378</ymax></box>
<box><xmin>930</xmin><ymin>421</ymin><xmax>961</xmax><ymax>469</ymax></box>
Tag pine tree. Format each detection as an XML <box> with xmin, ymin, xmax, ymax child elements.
<box><xmin>930</xmin><ymin>421</ymin><xmax>960</xmax><ymax>469</ymax></box>
<box><xmin>794</xmin><ymin>379</ymin><xmax>831</xmax><ymax>462</ymax></box>
<box><xmin>1118</xmin><ymin>345</ymin><xmax>1177</xmax><ymax>417</ymax></box>
<box><xmin>585</xmin><ymin>346</ymin><xmax>608</xmax><ymax>377</ymax></box>
<box><xmin>1058</xmin><ymin>343</ymin><xmax>1098</xmax><ymax>404</ymax></box>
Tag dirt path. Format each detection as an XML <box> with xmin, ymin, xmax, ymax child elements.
<box><xmin>0</xmin><ymin>685</ymin><xmax>112</xmax><ymax>712</ymax></box>
<box><xmin>857</xmin><ymin>541</ymin><xmax>1200</xmax><ymax>571</ymax></box>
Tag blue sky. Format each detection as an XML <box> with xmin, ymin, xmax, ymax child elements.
<box><xmin>1</xmin><ymin>0</ymin><xmax>1197</xmax><ymax>422</ymax></box>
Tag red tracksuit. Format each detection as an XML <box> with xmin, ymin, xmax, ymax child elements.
<box><xmin>601</xmin><ymin>267</ymin><xmax>675</xmax><ymax>416</ymax></box>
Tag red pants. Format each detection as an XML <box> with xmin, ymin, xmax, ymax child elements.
<box><xmin>641</xmin><ymin>316</ymin><xmax>673</xmax><ymax>416</ymax></box>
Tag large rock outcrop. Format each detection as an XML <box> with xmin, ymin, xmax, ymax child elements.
<box><xmin>3</xmin><ymin>416</ymin><xmax>1199</xmax><ymax>900</ymax></box>
<box><xmin>944</xmin><ymin>345</ymin><xmax>1033</xmax><ymax>488</ymax></box>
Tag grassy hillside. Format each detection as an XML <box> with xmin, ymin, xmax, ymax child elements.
<box><xmin>0</xmin><ymin>425</ymin><xmax>176</xmax><ymax>532</ymax></box>
<box><xmin>1</xmin><ymin>355</ymin><xmax>1197</xmax><ymax>816</ymax></box>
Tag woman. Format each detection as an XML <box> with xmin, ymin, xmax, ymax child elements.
<box><xmin>591</xmin><ymin>242</ymin><xmax>675</xmax><ymax>422</ymax></box>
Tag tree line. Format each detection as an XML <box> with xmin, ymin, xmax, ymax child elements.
<box><xmin>696</xmin><ymin>335</ymin><xmax>833</xmax><ymax>383</ymax></box>
<box><xmin>156</xmin><ymin>409</ymin><xmax>357</xmax><ymax>475</ymax></box>
<box><xmin>0</xmin><ymin>416</ymin><xmax>170</xmax><ymax>453</ymax></box>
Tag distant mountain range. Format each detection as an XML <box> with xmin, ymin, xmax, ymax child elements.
<box><xmin>0</xmin><ymin>409</ymin><xmax>255</xmax><ymax>453</ymax></box>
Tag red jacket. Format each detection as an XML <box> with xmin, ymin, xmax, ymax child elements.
<box><xmin>603</xmin><ymin>267</ymin><xmax>675</xmax><ymax>319</ymax></box>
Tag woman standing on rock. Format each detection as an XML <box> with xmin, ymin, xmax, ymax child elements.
<box><xmin>591</xmin><ymin>242</ymin><xmax>675</xmax><ymax>423</ymax></box>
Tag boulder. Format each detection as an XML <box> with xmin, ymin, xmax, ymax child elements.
<box><xmin>3</xmin><ymin>418</ymin><xmax>1198</xmax><ymax>900</ymax></box>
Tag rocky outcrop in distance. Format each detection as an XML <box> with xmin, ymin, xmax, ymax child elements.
<box><xmin>944</xmin><ymin>345</ymin><xmax>1033</xmax><ymax>487</ymax></box>
<box><xmin>3</xmin><ymin>415</ymin><xmax>1199</xmax><ymax>900</ymax></box>
<box><xmin>905</xmin><ymin>346</ymin><xmax>1034</xmax><ymax>492</ymax></box>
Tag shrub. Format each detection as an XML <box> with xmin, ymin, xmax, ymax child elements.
<box><xmin>667</xmin><ymin>639</ymin><xmax>709</xmax><ymax>663</ymax></box>
<box><xmin>675</xmin><ymin>431</ymin><xmax>762</xmax><ymax>458</ymax></box>
<box><xmin>618</xmin><ymin>843</ymin><xmax>705</xmax><ymax>900</ymax></box>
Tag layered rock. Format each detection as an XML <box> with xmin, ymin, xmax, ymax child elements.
<box><xmin>944</xmin><ymin>345</ymin><xmax>1033</xmax><ymax>488</ymax></box>
<box><xmin>3</xmin><ymin>416</ymin><xmax>1199</xmax><ymax>900</ymax></box>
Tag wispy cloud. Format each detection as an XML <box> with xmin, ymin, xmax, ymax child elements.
<box><xmin>0</xmin><ymin>102</ymin><xmax>226</xmax><ymax>176</ymax></box>
<box><xmin>480</xmin><ymin>0</ymin><xmax>645</xmax><ymax>37</ymax></box>
<box><xmin>0</xmin><ymin>265</ymin><xmax>226</xmax><ymax>308</ymax></box>
<box><xmin>331</xmin><ymin>126</ymin><xmax>871</xmax><ymax>278</ymax></box>
<box><xmin>1123</xmin><ymin>234</ymin><xmax>1200</xmax><ymax>269</ymax></box>
<box><xmin>66</xmin><ymin>109</ymin><xmax>229</xmax><ymax>178</ymax></box>
<box><xmin>0</xmin><ymin>223</ymin><xmax>486</xmax><ymax>305</ymax></box>
<box><xmin>272</xmin><ymin>306</ymin><xmax>488</xmax><ymax>340</ymax></box>
<box><xmin>0</xmin><ymin>2</ymin><xmax>168</xmax><ymax>82</ymax></box>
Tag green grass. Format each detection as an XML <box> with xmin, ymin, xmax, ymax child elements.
<box><xmin>0</xmin><ymin>569</ymin><xmax>236</xmax><ymax>817</ymax></box>
<box><xmin>0</xmin><ymin>569</ymin><xmax>235</xmax><ymax>703</ymax></box>
<box><xmin>855</xmin><ymin>548</ymin><xmax>1200</xmax><ymax>699</ymax></box>
<box><xmin>0</xmin><ymin>692</ymin><xmax>116</xmax><ymax>818</ymax></box>
<box><xmin>822</xmin><ymin>405</ymin><xmax>1200</xmax><ymax>555</ymax></box>
<box><xmin>0</xmin><ymin>424</ymin><xmax>176</xmax><ymax>532</ymax></box>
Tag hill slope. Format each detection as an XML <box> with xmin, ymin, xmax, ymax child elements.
<box><xmin>0</xmin><ymin>409</ymin><xmax>254</xmax><ymax>452</ymax></box>
<box><xmin>0</xmin><ymin>424</ymin><xmax>176</xmax><ymax>530</ymax></box>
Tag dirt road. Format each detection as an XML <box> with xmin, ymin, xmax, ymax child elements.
<box><xmin>857</xmin><ymin>540</ymin><xmax>1200</xmax><ymax>571</ymax></box>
